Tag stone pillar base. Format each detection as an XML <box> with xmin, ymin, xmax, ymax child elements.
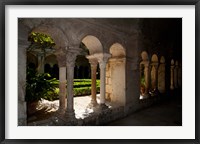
<box><xmin>57</xmin><ymin>108</ymin><xmax>65</xmax><ymax>115</ymax></box>
<box><xmin>65</xmin><ymin>111</ymin><xmax>75</xmax><ymax>119</ymax></box>
<box><xmin>87</xmin><ymin>100</ymin><xmax>98</xmax><ymax>108</ymax></box>
<box><xmin>98</xmin><ymin>104</ymin><xmax>108</xmax><ymax>111</ymax></box>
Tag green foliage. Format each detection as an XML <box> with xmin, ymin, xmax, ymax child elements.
<box><xmin>74</xmin><ymin>86</ymin><xmax>100</xmax><ymax>96</ymax></box>
<box><xmin>28</xmin><ymin>32</ymin><xmax>55</xmax><ymax>52</ymax></box>
<box><xmin>26</xmin><ymin>67</ymin><xmax>58</xmax><ymax>102</ymax></box>
<box><xmin>73</xmin><ymin>79</ymin><xmax>100</xmax><ymax>96</ymax></box>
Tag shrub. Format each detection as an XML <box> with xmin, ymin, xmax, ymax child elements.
<box><xmin>25</xmin><ymin>68</ymin><xmax>58</xmax><ymax>102</ymax></box>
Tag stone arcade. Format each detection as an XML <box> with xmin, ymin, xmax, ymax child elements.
<box><xmin>18</xmin><ymin>18</ymin><xmax>182</xmax><ymax>126</ymax></box>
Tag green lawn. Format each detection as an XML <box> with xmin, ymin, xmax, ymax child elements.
<box><xmin>45</xmin><ymin>79</ymin><xmax>100</xmax><ymax>101</ymax></box>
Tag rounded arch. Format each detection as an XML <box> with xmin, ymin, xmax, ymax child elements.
<box><xmin>109</xmin><ymin>43</ymin><xmax>126</xmax><ymax>58</ymax></box>
<box><xmin>44</xmin><ymin>54</ymin><xmax>58</xmax><ymax>67</ymax></box>
<box><xmin>44</xmin><ymin>63</ymin><xmax>51</xmax><ymax>74</ymax></box>
<box><xmin>141</xmin><ymin>51</ymin><xmax>149</xmax><ymax>61</ymax></box>
<box><xmin>171</xmin><ymin>59</ymin><xmax>175</xmax><ymax>65</ymax></box>
<box><xmin>160</xmin><ymin>56</ymin><xmax>165</xmax><ymax>63</ymax></box>
<box><xmin>31</xmin><ymin>25</ymin><xmax>68</xmax><ymax>49</ymax></box>
<box><xmin>151</xmin><ymin>54</ymin><xmax>158</xmax><ymax>62</ymax></box>
<box><xmin>27</xmin><ymin>52</ymin><xmax>37</xmax><ymax>66</ymax></box>
<box><xmin>81</xmin><ymin>35</ymin><xmax>103</xmax><ymax>54</ymax></box>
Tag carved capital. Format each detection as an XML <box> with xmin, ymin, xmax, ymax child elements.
<box><xmin>93</xmin><ymin>53</ymin><xmax>111</xmax><ymax>69</ymax></box>
<box><xmin>56</xmin><ymin>54</ymin><xmax>66</xmax><ymax>67</ymax></box>
<box><xmin>86</xmin><ymin>55</ymin><xmax>98</xmax><ymax>67</ymax></box>
<box><xmin>66</xmin><ymin>46</ymin><xmax>82</xmax><ymax>68</ymax></box>
<box><xmin>66</xmin><ymin>52</ymin><xmax>78</xmax><ymax>68</ymax></box>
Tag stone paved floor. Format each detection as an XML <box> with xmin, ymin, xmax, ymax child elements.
<box><xmin>106</xmin><ymin>98</ymin><xmax>182</xmax><ymax>126</ymax></box>
<box><xmin>27</xmin><ymin>94</ymin><xmax>101</xmax><ymax>123</ymax></box>
<box><xmin>28</xmin><ymin>94</ymin><xmax>182</xmax><ymax>126</ymax></box>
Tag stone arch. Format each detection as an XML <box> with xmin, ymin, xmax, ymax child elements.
<box><xmin>109</xmin><ymin>43</ymin><xmax>126</xmax><ymax>58</ymax></box>
<box><xmin>81</xmin><ymin>35</ymin><xmax>103</xmax><ymax>55</ymax></box>
<box><xmin>44</xmin><ymin>54</ymin><xmax>58</xmax><ymax>67</ymax></box>
<box><xmin>31</xmin><ymin>25</ymin><xmax>68</xmax><ymax>50</ymax></box>
<box><xmin>106</xmin><ymin>43</ymin><xmax>126</xmax><ymax>105</ymax></box>
<box><xmin>150</xmin><ymin>54</ymin><xmax>158</xmax><ymax>90</ymax></box>
<box><xmin>27</xmin><ymin>52</ymin><xmax>37</xmax><ymax>67</ymax></box>
<box><xmin>141</xmin><ymin>51</ymin><xmax>149</xmax><ymax>61</ymax></box>
<box><xmin>151</xmin><ymin>54</ymin><xmax>158</xmax><ymax>62</ymax></box>
<box><xmin>158</xmin><ymin>56</ymin><xmax>166</xmax><ymax>93</ymax></box>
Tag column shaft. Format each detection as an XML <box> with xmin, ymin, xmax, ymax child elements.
<box><xmin>66</xmin><ymin>50</ymin><xmax>79</xmax><ymax>117</ymax></box>
<box><xmin>99</xmin><ymin>62</ymin><xmax>106</xmax><ymax>104</ymax></box>
<box><xmin>144</xmin><ymin>63</ymin><xmax>150</xmax><ymax>96</ymax></box>
<box><xmin>90</xmin><ymin>63</ymin><xmax>98</xmax><ymax>105</ymax></box>
<box><xmin>170</xmin><ymin>66</ymin><xmax>174</xmax><ymax>90</ymax></box>
<box><xmin>174</xmin><ymin>66</ymin><xmax>178</xmax><ymax>88</ymax></box>
<box><xmin>66</xmin><ymin>65</ymin><xmax>74</xmax><ymax>114</ymax></box>
<box><xmin>155</xmin><ymin>64</ymin><xmax>159</xmax><ymax>90</ymax></box>
<box><xmin>58</xmin><ymin>67</ymin><xmax>66</xmax><ymax>114</ymax></box>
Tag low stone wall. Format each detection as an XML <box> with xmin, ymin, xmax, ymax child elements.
<box><xmin>28</xmin><ymin>95</ymin><xmax>162</xmax><ymax>126</ymax></box>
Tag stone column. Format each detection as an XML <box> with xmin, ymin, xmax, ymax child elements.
<box><xmin>66</xmin><ymin>48</ymin><xmax>80</xmax><ymax>118</ymax></box>
<box><xmin>144</xmin><ymin>62</ymin><xmax>150</xmax><ymax>97</ymax></box>
<box><xmin>154</xmin><ymin>63</ymin><xmax>159</xmax><ymax>91</ymax></box>
<box><xmin>56</xmin><ymin>54</ymin><xmax>67</xmax><ymax>114</ymax></box>
<box><xmin>86</xmin><ymin>55</ymin><xmax>98</xmax><ymax>107</ymax></box>
<box><xmin>37</xmin><ymin>54</ymin><xmax>45</xmax><ymax>73</ymax></box>
<box><xmin>174</xmin><ymin>62</ymin><xmax>179</xmax><ymax>88</ymax></box>
<box><xmin>18</xmin><ymin>44</ymin><xmax>28</xmax><ymax>126</ymax></box>
<box><xmin>170</xmin><ymin>65</ymin><xmax>175</xmax><ymax>90</ymax></box>
<box><xmin>95</xmin><ymin>53</ymin><xmax>111</xmax><ymax>108</ymax></box>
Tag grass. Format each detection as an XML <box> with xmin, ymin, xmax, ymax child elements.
<box><xmin>46</xmin><ymin>79</ymin><xmax>100</xmax><ymax>101</ymax></box>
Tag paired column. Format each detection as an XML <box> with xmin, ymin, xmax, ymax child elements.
<box><xmin>144</xmin><ymin>62</ymin><xmax>150</xmax><ymax>96</ymax></box>
<box><xmin>170</xmin><ymin>65</ymin><xmax>175</xmax><ymax>90</ymax></box>
<box><xmin>154</xmin><ymin>63</ymin><xmax>159</xmax><ymax>91</ymax></box>
<box><xmin>95</xmin><ymin>53</ymin><xmax>111</xmax><ymax>107</ymax></box>
<box><xmin>56</xmin><ymin>54</ymin><xmax>67</xmax><ymax>114</ymax></box>
<box><xmin>86</xmin><ymin>55</ymin><xmax>98</xmax><ymax>107</ymax></box>
<box><xmin>66</xmin><ymin>48</ymin><xmax>80</xmax><ymax>117</ymax></box>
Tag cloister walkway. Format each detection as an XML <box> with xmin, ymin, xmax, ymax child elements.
<box><xmin>27</xmin><ymin>94</ymin><xmax>182</xmax><ymax>126</ymax></box>
<box><xmin>27</xmin><ymin>94</ymin><xmax>103</xmax><ymax>124</ymax></box>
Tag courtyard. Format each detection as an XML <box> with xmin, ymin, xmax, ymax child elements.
<box><xmin>18</xmin><ymin>18</ymin><xmax>182</xmax><ymax>126</ymax></box>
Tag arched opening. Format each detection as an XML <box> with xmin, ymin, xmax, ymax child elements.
<box><xmin>44</xmin><ymin>64</ymin><xmax>51</xmax><ymax>74</ymax></box>
<box><xmin>52</xmin><ymin>64</ymin><xmax>59</xmax><ymax>79</ymax></box>
<box><xmin>158</xmin><ymin>56</ymin><xmax>166</xmax><ymax>93</ymax></box>
<box><xmin>107</xmin><ymin>43</ymin><xmax>126</xmax><ymax>106</ymax></box>
<box><xmin>139</xmin><ymin>51</ymin><xmax>149</xmax><ymax>99</ymax></box>
<box><xmin>82</xmin><ymin>35</ymin><xmax>103</xmax><ymax>54</ymax></box>
<box><xmin>44</xmin><ymin>54</ymin><xmax>57</xmax><ymax>68</ymax></box>
<box><xmin>70</xmin><ymin>35</ymin><xmax>104</xmax><ymax>119</ymax></box>
<box><xmin>150</xmin><ymin>54</ymin><xmax>159</xmax><ymax>96</ymax></box>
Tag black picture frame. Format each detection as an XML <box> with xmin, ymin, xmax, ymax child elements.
<box><xmin>0</xmin><ymin>0</ymin><xmax>199</xmax><ymax>144</ymax></box>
